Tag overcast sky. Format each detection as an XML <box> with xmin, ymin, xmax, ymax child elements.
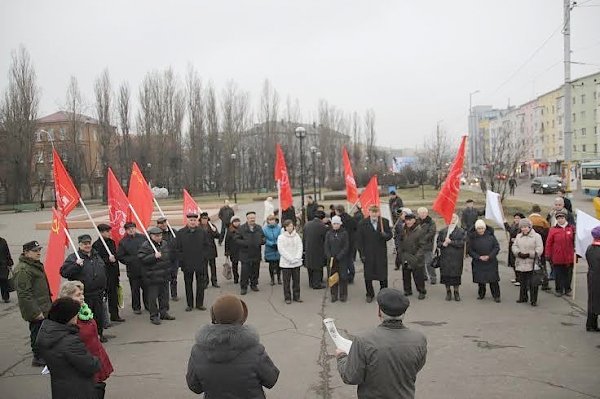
<box><xmin>1</xmin><ymin>0</ymin><xmax>599</xmax><ymax>149</ymax></box>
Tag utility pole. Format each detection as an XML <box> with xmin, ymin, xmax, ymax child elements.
<box><xmin>563</xmin><ymin>0</ymin><xmax>573</xmax><ymax>188</ymax></box>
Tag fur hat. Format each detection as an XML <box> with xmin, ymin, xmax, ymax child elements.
<box><xmin>211</xmin><ymin>294</ymin><xmax>248</xmax><ymax>325</ymax></box>
<box><xmin>475</xmin><ymin>219</ymin><xmax>487</xmax><ymax>229</ymax></box>
<box><xmin>48</xmin><ymin>297</ymin><xmax>81</xmax><ymax>325</ymax></box>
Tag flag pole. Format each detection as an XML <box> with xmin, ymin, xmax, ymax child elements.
<box><xmin>348</xmin><ymin>198</ymin><xmax>361</xmax><ymax>213</ymax></box>
<box><xmin>572</xmin><ymin>253</ymin><xmax>577</xmax><ymax>301</ymax></box>
<box><xmin>128</xmin><ymin>203</ymin><xmax>159</xmax><ymax>254</ymax></box>
<box><xmin>63</xmin><ymin>227</ymin><xmax>81</xmax><ymax>261</ymax></box>
<box><xmin>78</xmin><ymin>198</ymin><xmax>113</xmax><ymax>256</ymax></box>
<box><xmin>153</xmin><ymin>197</ymin><xmax>176</xmax><ymax>237</ymax></box>
<box><xmin>277</xmin><ymin>181</ymin><xmax>282</xmax><ymax>226</ymax></box>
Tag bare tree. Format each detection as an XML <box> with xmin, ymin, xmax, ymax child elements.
<box><xmin>63</xmin><ymin>76</ymin><xmax>88</xmax><ymax>194</ymax></box>
<box><xmin>185</xmin><ymin>65</ymin><xmax>205</xmax><ymax>191</ymax></box>
<box><xmin>117</xmin><ymin>81</ymin><xmax>131</xmax><ymax>181</ymax></box>
<box><xmin>221</xmin><ymin>81</ymin><xmax>250</xmax><ymax>194</ymax></box>
<box><xmin>420</xmin><ymin>123</ymin><xmax>453</xmax><ymax>190</ymax></box>
<box><xmin>364</xmin><ymin>108</ymin><xmax>376</xmax><ymax>164</ymax></box>
<box><xmin>205</xmin><ymin>82</ymin><xmax>219</xmax><ymax>192</ymax></box>
<box><xmin>351</xmin><ymin>111</ymin><xmax>362</xmax><ymax>167</ymax></box>
<box><xmin>94</xmin><ymin>68</ymin><xmax>114</xmax><ymax>202</ymax></box>
<box><xmin>259</xmin><ymin>79</ymin><xmax>279</xmax><ymax>188</ymax></box>
<box><xmin>0</xmin><ymin>46</ymin><xmax>39</xmax><ymax>204</ymax></box>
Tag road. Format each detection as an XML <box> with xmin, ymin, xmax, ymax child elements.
<box><xmin>0</xmin><ymin>195</ymin><xmax>599</xmax><ymax>398</ymax></box>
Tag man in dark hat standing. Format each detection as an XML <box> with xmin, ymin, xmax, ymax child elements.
<box><xmin>199</xmin><ymin>212</ymin><xmax>220</xmax><ymax>288</ymax></box>
<box><xmin>93</xmin><ymin>224</ymin><xmax>124</xmax><ymax>323</ymax></box>
<box><xmin>61</xmin><ymin>234</ymin><xmax>108</xmax><ymax>341</ymax></box>
<box><xmin>116</xmin><ymin>222</ymin><xmax>148</xmax><ymax>314</ymax></box>
<box><xmin>235</xmin><ymin>211</ymin><xmax>265</xmax><ymax>295</ymax></box>
<box><xmin>176</xmin><ymin>213</ymin><xmax>209</xmax><ymax>311</ymax></box>
<box><xmin>388</xmin><ymin>191</ymin><xmax>404</xmax><ymax>225</ymax></box>
<box><xmin>336</xmin><ymin>288</ymin><xmax>427</xmax><ymax>399</ymax></box>
<box><xmin>157</xmin><ymin>217</ymin><xmax>179</xmax><ymax>301</ymax></box>
<box><xmin>13</xmin><ymin>240</ymin><xmax>52</xmax><ymax>366</ymax></box>
<box><xmin>303</xmin><ymin>210</ymin><xmax>329</xmax><ymax>289</ymax></box>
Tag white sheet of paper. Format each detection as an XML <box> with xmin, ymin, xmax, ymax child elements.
<box><xmin>323</xmin><ymin>318</ymin><xmax>352</xmax><ymax>354</ymax></box>
<box><xmin>41</xmin><ymin>366</ymin><xmax>50</xmax><ymax>375</ymax></box>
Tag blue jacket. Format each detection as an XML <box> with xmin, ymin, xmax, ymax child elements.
<box><xmin>263</xmin><ymin>224</ymin><xmax>282</xmax><ymax>261</ymax></box>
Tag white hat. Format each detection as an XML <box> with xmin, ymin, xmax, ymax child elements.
<box><xmin>401</xmin><ymin>207</ymin><xmax>412</xmax><ymax>215</ymax></box>
<box><xmin>331</xmin><ymin>215</ymin><xmax>343</xmax><ymax>225</ymax></box>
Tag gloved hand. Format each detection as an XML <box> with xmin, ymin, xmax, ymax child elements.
<box><xmin>518</xmin><ymin>252</ymin><xmax>530</xmax><ymax>259</ymax></box>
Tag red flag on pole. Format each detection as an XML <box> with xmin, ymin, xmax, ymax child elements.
<box><xmin>128</xmin><ymin>162</ymin><xmax>154</xmax><ymax>229</ymax></box>
<box><xmin>274</xmin><ymin>144</ymin><xmax>293</xmax><ymax>211</ymax></box>
<box><xmin>359</xmin><ymin>175</ymin><xmax>380</xmax><ymax>211</ymax></box>
<box><xmin>183</xmin><ymin>189</ymin><xmax>200</xmax><ymax>224</ymax></box>
<box><xmin>107</xmin><ymin>168</ymin><xmax>129</xmax><ymax>246</ymax></box>
<box><xmin>45</xmin><ymin>208</ymin><xmax>67</xmax><ymax>300</ymax></box>
<box><xmin>432</xmin><ymin>135</ymin><xmax>467</xmax><ymax>224</ymax></box>
<box><xmin>52</xmin><ymin>148</ymin><xmax>80</xmax><ymax>216</ymax></box>
<box><xmin>342</xmin><ymin>146</ymin><xmax>359</xmax><ymax>204</ymax></box>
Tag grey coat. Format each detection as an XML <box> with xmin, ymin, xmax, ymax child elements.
<box><xmin>186</xmin><ymin>324</ymin><xmax>279</xmax><ymax>398</ymax></box>
<box><xmin>337</xmin><ymin>320</ymin><xmax>427</xmax><ymax>399</ymax></box>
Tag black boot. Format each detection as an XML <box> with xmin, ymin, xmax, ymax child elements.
<box><xmin>445</xmin><ymin>287</ymin><xmax>452</xmax><ymax>301</ymax></box>
<box><xmin>453</xmin><ymin>287</ymin><xmax>461</xmax><ymax>301</ymax></box>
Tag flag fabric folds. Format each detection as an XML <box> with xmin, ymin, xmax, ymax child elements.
<box><xmin>52</xmin><ymin>148</ymin><xmax>80</xmax><ymax>216</ymax></box>
<box><xmin>275</xmin><ymin>144</ymin><xmax>293</xmax><ymax>211</ymax></box>
<box><xmin>485</xmin><ymin>190</ymin><xmax>506</xmax><ymax>231</ymax></box>
<box><xmin>107</xmin><ymin>168</ymin><xmax>129</xmax><ymax>246</ymax></box>
<box><xmin>432</xmin><ymin>136</ymin><xmax>467</xmax><ymax>224</ymax></box>
<box><xmin>45</xmin><ymin>208</ymin><xmax>67</xmax><ymax>300</ymax></box>
<box><xmin>342</xmin><ymin>147</ymin><xmax>358</xmax><ymax>204</ymax></box>
<box><xmin>127</xmin><ymin>162</ymin><xmax>154</xmax><ymax>229</ymax></box>
<box><xmin>183</xmin><ymin>189</ymin><xmax>200</xmax><ymax>224</ymax></box>
<box><xmin>359</xmin><ymin>175</ymin><xmax>380</xmax><ymax>211</ymax></box>
<box><xmin>575</xmin><ymin>210</ymin><xmax>600</xmax><ymax>257</ymax></box>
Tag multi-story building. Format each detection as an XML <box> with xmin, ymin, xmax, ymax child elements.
<box><xmin>571</xmin><ymin>72</ymin><xmax>600</xmax><ymax>161</ymax></box>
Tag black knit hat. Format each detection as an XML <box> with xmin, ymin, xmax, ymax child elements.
<box><xmin>48</xmin><ymin>297</ymin><xmax>81</xmax><ymax>325</ymax></box>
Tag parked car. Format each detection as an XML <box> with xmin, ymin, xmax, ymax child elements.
<box><xmin>531</xmin><ymin>176</ymin><xmax>562</xmax><ymax>194</ymax></box>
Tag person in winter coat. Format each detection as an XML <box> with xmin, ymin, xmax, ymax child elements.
<box><xmin>200</xmin><ymin>212</ymin><xmax>221</xmax><ymax>288</ymax></box>
<box><xmin>225</xmin><ymin>217</ymin><xmax>242</xmax><ymax>284</ymax></box>
<box><xmin>13</xmin><ymin>240</ymin><xmax>52</xmax><ymax>366</ymax></box>
<box><xmin>93</xmin><ymin>224</ymin><xmax>123</xmax><ymax>323</ymax></box>
<box><xmin>59</xmin><ymin>281</ymin><xmax>113</xmax><ymax>398</ymax></box>
<box><xmin>176</xmin><ymin>213</ymin><xmax>209</xmax><ymax>311</ymax></box>
<box><xmin>388</xmin><ymin>191</ymin><xmax>404</xmax><ymax>225</ymax></box>
<box><xmin>417</xmin><ymin>207</ymin><xmax>437</xmax><ymax>285</ymax></box>
<box><xmin>263</xmin><ymin>215</ymin><xmax>282</xmax><ymax>285</ymax></box>
<box><xmin>281</xmin><ymin>205</ymin><xmax>297</xmax><ymax>226</ymax></box>
<box><xmin>117</xmin><ymin>222</ymin><xmax>149</xmax><ymax>313</ymax></box>
<box><xmin>584</xmin><ymin>226</ymin><xmax>600</xmax><ymax>332</ymax></box>
<box><xmin>558</xmin><ymin>189</ymin><xmax>573</xmax><ymax>213</ymax></box>
<box><xmin>545</xmin><ymin>211</ymin><xmax>575</xmax><ymax>297</ymax></box>
<box><xmin>61</xmin><ymin>234</ymin><xmax>108</xmax><ymax>340</ymax></box>
<box><xmin>306</xmin><ymin>196</ymin><xmax>318</xmax><ymax>221</ymax></box>
<box><xmin>0</xmin><ymin>236</ymin><xmax>14</xmax><ymax>302</ymax></box>
<box><xmin>504</xmin><ymin>213</ymin><xmax>525</xmax><ymax>286</ymax></box>
<box><xmin>356</xmin><ymin>205</ymin><xmax>393</xmax><ymax>303</ymax></box>
<box><xmin>218</xmin><ymin>200</ymin><xmax>235</xmax><ymax>245</ymax></box>
<box><xmin>468</xmin><ymin>220</ymin><xmax>501</xmax><ymax>302</ymax></box>
<box><xmin>460</xmin><ymin>199</ymin><xmax>484</xmax><ymax>231</ymax></box>
<box><xmin>325</xmin><ymin>216</ymin><xmax>350</xmax><ymax>302</ymax></box>
<box><xmin>186</xmin><ymin>294</ymin><xmax>280</xmax><ymax>397</ymax></box>
<box><xmin>399</xmin><ymin>213</ymin><xmax>427</xmax><ymax>299</ymax></box>
<box><xmin>335</xmin><ymin>205</ymin><xmax>358</xmax><ymax>283</ymax></box>
<box><xmin>336</xmin><ymin>288</ymin><xmax>427</xmax><ymax>399</ymax></box>
<box><xmin>303</xmin><ymin>210</ymin><xmax>329</xmax><ymax>289</ymax></box>
<box><xmin>512</xmin><ymin>218</ymin><xmax>544</xmax><ymax>306</ymax></box>
<box><xmin>277</xmin><ymin>220</ymin><xmax>303</xmax><ymax>304</ymax></box>
<box><xmin>263</xmin><ymin>197</ymin><xmax>275</xmax><ymax>223</ymax></box>
<box><xmin>157</xmin><ymin>217</ymin><xmax>179</xmax><ymax>301</ymax></box>
<box><xmin>138</xmin><ymin>227</ymin><xmax>176</xmax><ymax>325</ymax></box>
<box><xmin>546</xmin><ymin>197</ymin><xmax>575</xmax><ymax>226</ymax></box>
<box><xmin>36</xmin><ymin>297</ymin><xmax>101</xmax><ymax>399</ymax></box>
<box><xmin>235</xmin><ymin>212</ymin><xmax>266</xmax><ymax>295</ymax></box>
<box><xmin>393</xmin><ymin>208</ymin><xmax>411</xmax><ymax>270</ymax></box>
<box><xmin>437</xmin><ymin>214</ymin><xmax>466</xmax><ymax>301</ymax></box>
<box><xmin>529</xmin><ymin>205</ymin><xmax>551</xmax><ymax>290</ymax></box>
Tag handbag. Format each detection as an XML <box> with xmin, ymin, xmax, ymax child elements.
<box><xmin>327</xmin><ymin>257</ymin><xmax>339</xmax><ymax>287</ymax></box>
<box><xmin>222</xmin><ymin>261</ymin><xmax>233</xmax><ymax>280</ymax></box>
<box><xmin>531</xmin><ymin>254</ymin><xmax>546</xmax><ymax>286</ymax></box>
<box><xmin>429</xmin><ymin>249</ymin><xmax>441</xmax><ymax>269</ymax></box>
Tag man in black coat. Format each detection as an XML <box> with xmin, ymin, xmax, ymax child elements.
<box><xmin>138</xmin><ymin>227</ymin><xmax>176</xmax><ymax>325</ymax></box>
<box><xmin>176</xmin><ymin>213</ymin><xmax>209</xmax><ymax>311</ymax></box>
<box><xmin>60</xmin><ymin>234</ymin><xmax>108</xmax><ymax>340</ymax></box>
<box><xmin>93</xmin><ymin>224</ymin><xmax>124</xmax><ymax>322</ymax></box>
<box><xmin>235</xmin><ymin>211</ymin><xmax>265</xmax><ymax>295</ymax></box>
<box><xmin>460</xmin><ymin>199</ymin><xmax>484</xmax><ymax>231</ymax></box>
<box><xmin>388</xmin><ymin>191</ymin><xmax>404</xmax><ymax>225</ymax></box>
<box><xmin>303</xmin><ymin>211</ymin><xmax>329</xmax><ymax>289</ymax></box>
<box><xmin>157</xmin><ymin>217</ymin><xmax>179</xmax><ymax>300</ymax></box>
<box><xmin>417</xmin><ymin>207</ymin><xmax>437</xmax><ymax>285</ymax></box>
<box><xmin>116</xmin><ymin>222</ymin><xmax>148</xmax><ymax>314</ymax></box>
<box><xmin>356</xmin><ymin>205</ymin><xmax>393</xmax><ymax>302</ymax></box>
<box><xmin>218</xmin><ymin>200</ymin><xmax>235</xmax><ymax>245</ymax></box>
<box><xmin>281</xmin><ymin>206</ymin><xmax>297</xmax><ymax>226</ymax></box>
<box><xmin>335</xmin><ymin>205</ymin><xmax>357</xmax><ymax>283</ymax></box>
<box><xmin>306</xmin><ymin>196</ymin><xmax>318</xmax><ymax>221</ymax></box>
<box><xmin>0</xmin><ymin>236</ymin><xmax>14</xmax><ymax>302</ymax></box>
<box><xmin>200</xmin><ymin>212</ymin><xmax>220</xmax><ymax>288</ymax></box>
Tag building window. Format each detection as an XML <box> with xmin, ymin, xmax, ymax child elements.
<box><xmin>581</xmin><ymin>111</ymin><xmax>586</xmax><ymax>120</ymax></box>
<box><xmin>573</xmin><ymin>145</ymin><xmax>577</xmax><ymax>152</ymax></box>
<box><xmin>583</xmin><ymin>144</ymin><xmax>587</xmax><ymax>152</ymax></box>
<box><xmin>596</xmin><ymin>126</ymin><xmax>598</xmax><ymax>135</ymax></box>
<box><xmin>572</xmin><ymin>113</ymin><xmax>576</xmax><ymax>122</ymax></box>
<box><xmin>558</xmin><ymin>116</ymin><xmax>563</xmax><ymax>125</ymax></box>
<box><xmin>59</xmin><ymin>128</ymin><xmax>66</xmax><ymax>141</ymax></box>
<box><xmin>573</xmin><ymin>97</ymin><xmax>576</xmax><ymax>104</ymax></box>
<box><xmin>541</xmin><ymin>108</ymin><xmax>544</xmax><ymax>116</ymax></box>
<box><xmin>581</xmin><ymin>94</ymin><xmax>585</xmax><ymax>104</ymax></box>
<box><xmin>582</xmin><ymin>127</ymin><xmax>587</xmax><ymax>136</ymax></box>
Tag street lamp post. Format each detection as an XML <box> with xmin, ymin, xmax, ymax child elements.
<box><xmin>310</xmin><ymin>146</ymin><xmax>317</xmax><ymax>201</ymax></box>
<box><xmin>230</xmin><ymin>153</ymin><xmax>237</xmax><ymax>204</ymax></box>
<box><xmin>216</xmin><ymin>163</ymin><xmax>221</xmax><ymax>197</ymax></box>
<box><xmin>316</xmin><ymin>151</ymin><xmax>322</xmax><ymax>201</ymax></box>
<box><xmin>295</xmin><ymin>126</ymin><xmax>307</xmax><ymax>222</ymax></box>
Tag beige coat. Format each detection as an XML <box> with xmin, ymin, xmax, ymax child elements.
<box><xmin>512</xmin><ymin>230</ymin><xmax>544</xmax><ymax>272</ymax></box>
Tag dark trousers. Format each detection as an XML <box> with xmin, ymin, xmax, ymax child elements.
<box><xmin>207</xmin><ymin>258</ymin><xmax>217</xmax><ymax>285</ymax></box>
<box><xmin>184</xmin><ymin>269</ymin><xmax>207</xmax><ymax>308</ymax></box>
<box><xmin>106</xmin><ymin>272</ymin><xmax>120</xmax><ymax>319</ymax></box>
<box><xmin>517</xmin><ymin>271</ymin><xmax>539</xmax><ymax>303</ymax></box>
<box><xmin>331</xmin><ymin>279</ymin><xmax>348</xmax><ymax>300</ymax></box>
<box><xmin>0</xmin><ymin>278</ymin><xmax>10</xmax><ymax>301</ymax></box>
<box><xmin>268</xmin><ymin>261</ymin><xmax>281</xmax><ymax>282</ymax></box>
<box><xmin>240</xmin><ymin>260</ymin><xmax>260</xmax><ymax>289</ymax></box>
<box><xmin>365</xmin><ymin>279</ymin><xmax>388</xmax><ymax>298</ymax></box>
<box><xmin>169</xmin><ymin>267</ymin><xmax>178</xmax><ymax>298</ymax></box>
<box><xmin>219</xmin><ymin>222</ymin><xmax>229</xmax><ymax>244</ymax></box>
<box><xmin>29</xmin><ymin>319</ymin><xmax>43</xmax><ymax>357</ymax></box>
<box><xmin>230</xmin><ymin>257</ymin><xmax>240</xmax><ymax>282</ymax></box>
<box><xmin>282</xmin><ymin>267</ymin><xmax>301</xmax><ymax>301</ymax></box>
<box><xmin>130</xmin><ymin>277</ymin><xmax>148</xmax><ymax>311</ymax></box>
<box><xmin>402</xmin><ymin>267</ymin><xmax>426</xmax><ymax>294</ymax></box>
<box><xmin>587</xmin><ymin>312</ymin><xmax>598</xmax><ymax>330</ymax></box>
<box><xmin>146</xmin><ymin>282</ymin><xmax>169</xmax><ymax>319</ymax></box>
<box><xmin>87</xmin><ymin>295</ymin><xmax>104</xmax><ymax>337</ymax></box>
<box><xmin>478</xmin><ymin>282</ymin><xmax>501</xmax><ymax>299</ymax></box>
<box><xmin>308</xmin><ymin>268</ymin><xmax>324</xmax><ymax>288</ymax></box>
<box><xmin>554</xmin><ymin>265</ymin><xmax>573</xmax><ymax>294</ymax></box>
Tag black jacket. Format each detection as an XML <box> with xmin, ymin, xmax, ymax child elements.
<box><xmin>281</xmin><ymin>207</ymin><xmax>297</xmax><ymax>225</ymax></box>
<box><xmin>36</xmin><ymin>320</ymin><xmax>100</xmax><ymax>399</ymax></box>
<box><xmin>356</xmin><ymin>217</ymin><xmax>393</xmax><ymax>281</ymax></box>
<box><xmin>218</xmin><ymin>206</ymin><xmax>235</xmax><ymax>224</ymax></box>
<box><xmin>585</xmin><ymin>244</ymin><xmax>600</xmax><ymax>315</ymax></box>
<box><xmin>234</xmin><ymin>223</ymin><xmax>265</xmax><ymax>262</ymax></box>
<box><xmin>138</xmin><ymin>239</ymin><xmax>171</xmax><ymax>285</ymax></box>
<box><xmin>339</xmin><ymin>212</ymin><xmax>358</xmax><ymax>252</ymax></box>
<box><xmin>225</xmin><ymin>225</ymin><xmax>240</xmax><ymax>260</ymax></box>
<box><xmin>436</xmin><ymin>227</ymin><xmax>466</xmax><ymax>278</ymax></box>
<box><xmin>468</xmin><ymin>226</ymin><xmax>500</xmax><ymax>283</ymax></box>
<box><xmin>461</xmin><ymin>207</ymin><xmax>483</xmax><ymax>230</ymax></box>
<box><xmin>201</xmin><ymin>224</ymin><xmax>220</xmax><ymax>259</ymax></box>
<box><xmin>325</xmin><ymin>229</ymin><xmax>350</xmax><ymax>279</ymax></box>
<box><xmin>186</xmin><ymin>324</ymin><xmax>279</xmax><ymax>398</ymax></box>
<box><xmin>60</xmin><ymin>250</ymin><xmax>107</xmax><ymax>297</ymax></box>
<box><xmin>93</xmin><ymin>237</ymin><xmax>119</xmax><ymax>279</ymax></box>
<box><xmin>176</xmin><ymin>226</ymin><xmax>209</xmax><ymax>272</ymax></box>
<box><xmin>0</xmin><ymin>236</ymin><xmax>14</xmax><ymax>280</ymax></box>
<box><xmin>417</xmin><ymin>216</ymin><xmax>437</xmax><ymax>246</ymax></box>
<box><xmin>116</xmin><ymin>233</ymin><xmax>147</xmax><ymax>279</ymax></box>
<box><xmin>303</xmin><ymin>219</ymin><xmax>329</xmax><ymax>270</ymax></box>
<box><xmin>306</xmin><ymin>202</ymin><xmax>318</xmax><ymax>221</ymax></box>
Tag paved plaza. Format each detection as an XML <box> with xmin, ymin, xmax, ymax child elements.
<box><xmin>1</xmin><ymin>193</ymin><xmax>599</xmax><ymax>399</ymax></box>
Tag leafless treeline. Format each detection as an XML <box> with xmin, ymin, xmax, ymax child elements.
<box><xmin>0</xmin><ymin>46</ymin><xmax>382</xmax><ymax>203</ymax></box>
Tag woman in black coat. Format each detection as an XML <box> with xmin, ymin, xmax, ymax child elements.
<box><xmin>324</xmin><ymin>216</ymin><xmax>350</xmax><ymax>303</ymax></box>
<box><xmin>36</xmin><ymin>297</ymin><xmax>101</xmax><ymax>399</ymax></box>
<box><xmin>584</xmin><ymin>226</ymin><xmax>600</xmax><ymax>332</ymax></box>
<box><xmin>0</xmin><ymin>236</ymin><xmax>14</xmax><ymax>302</ymax></box>
<box><xmin>468</xmin><ymin>220</ymin><xmax>501</xmax><ymax>302</ymax></box>
<box><xmin>437</xmin><ymin>214</ymin><xmax>466</xmax><ymax>302</ymax></box>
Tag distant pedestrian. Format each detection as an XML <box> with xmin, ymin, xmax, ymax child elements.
<box><xmin>235</xmin><ymin>211</ymin><xmax>265</xmax><ymax>295</ymax></box>
<box><xmin>460</xmin><ymin>199</ymin><xmax>483</xmax><ymax>232</ymax></box>
<box><xmin>93</xmin><ymin>224</ymin><xmax>124</xmax><ymax>323</ymax></box>
<box><xmin>388</xmin><ymin>191</ymin><xmax>404</xmax><ymax>225</ymax></box>
<box><xmin>557</xmin><ymin>189</ymin><xmax>573</xmax><ymax>213</ymax></box>
<box><xmin>512</xmin><ymin>218</ymin><xmax>544</xmax><ymax>306</ymax></box>
<box><xmin>303</xmin><ymin>210</ymin><xmax>329</xmax><ymax>289</ymax></box>
<box><xmin>529</xmin><ymin>205</ymin><xmax>551</xmax><ymax>290</ymax></box>
<box><xmin>468</xmin><ymin>220</ymin><xmax>501</xmax><ymax>302</ymax></box>
<box><xmin>545</xmin><ymin>211</ymin><xmax>575</xmax><ymax>297</ymax></box>
<box><xmin>116</xmin><ymin>222</ymin><xmax>148</xmax><ymax>314</ymax></box>
<box><xmin>218</xmin><ymin>200</ymin><xmax>235</xmax><ymax>245</ymax></box>
<box><xmin>157</xmin><ymin>217</ymin><xmax>179</xmax><ymax>301</ymax></box>
<box><xmin>264</xmin><ymin>197</ymin><xmax>275</xmax><ymax>223</ymax></box>
<box><xmin>399</xmin><ymin>212</ymin><xmax>427</xmax><ymax>299</ymax></box>
<box><xmin>508</xmin><ymin>177</ymin><xmax>517</xmax><ymax>195</ymax></box>
<box><xmin>176</xmin><ymin>213</ymin><xmax>209</xmax><ymax>311</ymax></box>
<box><xmin>325</xmin><ymin>216</ymin><xmax>350</xmax><ymax>303</ymax></box>
<box><xmin>225</xmin><ymin>217</ymin><xmax>242</xmax><ymax>284</ymax></box>
<box><xmin>306</xmin><ymin>196</ymin><xmax>318</xmax><ymax>221</ymax></box>
<box><xmin>437</xmin><ymin>214</ymin><xmax>466</xmax><ymax>302</ymax></box>
<box><xmin>200</xmin><ymin>212</ymin><xmax>220</xmax><ymax>288</ymax></box>
<box><xmin>263</xmin><ymin>214</ymin><xmax>282</xmax><ymax>285</ymax></box>
<box><xmin>0</xmin><ymin>235</ymin><xmax>14</xmax><ymax>302</ymax></box>
<box><xmin>584</xmin><ymin>226</ymin><xmax>600</xmax><ymax>332</ymax></box>
<box><xmin>277</xmin><ymin>220</ymin><xmax>303</xmax><ymax>304</ymax></box>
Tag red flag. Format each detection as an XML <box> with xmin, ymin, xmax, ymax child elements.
<box><xmin>52</xmin><ymin>148</ymin><xmax>81</xmax><ymax>216</ymax></box>
<box><xmin>274</xmin><ymin>144</ymin><xmax>293</xmax><ymax>210</ymax></box>
<box><xmin>183</xmin><ymin>189</ymin><xmax>200</xmax><ymax>224</ymax></box>
<box><xmin>432</xmin><ymin>136</ymin><xmax>467</xmax><ymax>224</ymax></box>
<box><xmin>127</xmin><ymin>162</ymin><xmax>154</xmax><ymax>229</ymax></box>
<box><xmin>359</xmin><ymin>176</ymin><xmax>380</xmax><ymax>211</ymax></box>
<box><xmin>342</xmin><ymin>147</ymin><xmax>359</xmax><ymax>204</ymax></box>
<box><xmin>45</xmin><ymin>208</ymin><xmax>67</xmax><ymax>300</ymax></box>
<box><xmin>107</xmin><ymin>168</ymin><xmax>129</xmax><ymax>246</ymax></box>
